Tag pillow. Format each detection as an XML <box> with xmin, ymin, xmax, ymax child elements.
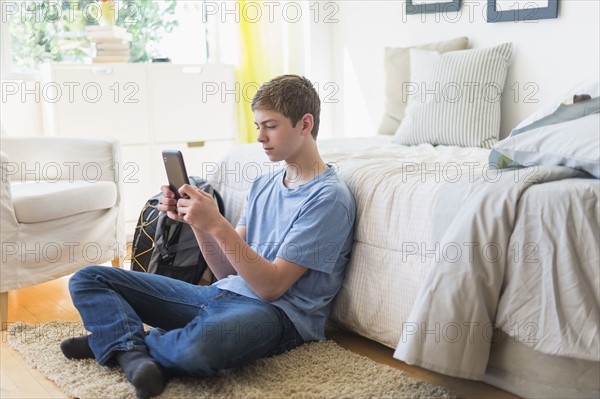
<box><xmin>513</xmin><ymin>76</ymin><xmax>600</xmax><ymax>131</ymax></box>
<box><xmin>393</xmin><ymin>42</ymin><xmax>513</xmax><ymax>148</ymax></box>
<box><xmin>492</xmin><ymin>112</ymin><xmax>599</xmax><ymax>178</ymax></box>
<box><xmin>490</xmin><ymin>96</ymin><xmax>600</xmax><ymax>168</ymax></box>
<box><xmin>378</xmin><ymin>37</ymin><xmax>469</xmax><ymax>135</ymax></box>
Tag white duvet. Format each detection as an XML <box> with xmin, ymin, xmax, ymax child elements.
<box><xmin>394</xmin><ymin>165</ymin><xmax>600</xmax><ymax>379</ymax></box>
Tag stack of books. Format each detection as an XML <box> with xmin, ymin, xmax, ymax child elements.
<box><xmin>85</xmin><ymin>25</ymin><xmax>132</xmax><ymax>63</ymax></box>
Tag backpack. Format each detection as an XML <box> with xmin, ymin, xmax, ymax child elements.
<box><xmin>130</xmin><ymin>176</ymin><xmax>225</xmax><ymax>285</ymax></box>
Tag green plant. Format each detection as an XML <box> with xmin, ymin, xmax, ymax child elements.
<box><xmin>114</xmin><ymin>0</ymin><xmax>178</xmax><ymax>62</ymax></box>
<box><xmin>8</xmin><ymin>0</ymin><xmax>179</xmax><ymax>72</ymax></box>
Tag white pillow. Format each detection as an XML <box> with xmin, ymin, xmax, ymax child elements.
<box><xmin>493</xmin><ymin>113</ymin><xmax>600</xmax><ymax>178</ymax></box>
<box><xmin>393</xmin><ymin>42</ymin><xmax>513</xmax><ymax>148</ymax></box>
<box><xmin>514</xmin><ymin>76</ymin><xmax>600</xmax><ymax>130</ymax></box>
<box><xmin>378</xmin><ymin>37</ymin><xmax>469</xmax><ymax>135</ymax></box>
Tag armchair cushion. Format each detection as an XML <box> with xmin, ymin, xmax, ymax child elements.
<box><xmin>12</xmin><ymin>181</ymin><xmax>117</xmax><ymax>223</ymax></box>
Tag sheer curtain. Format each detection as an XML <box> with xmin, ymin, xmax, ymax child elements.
<box><xmin>207</xmin><ymin>1</ymin><xmax>311</xmax><ymax>142</ymax></box>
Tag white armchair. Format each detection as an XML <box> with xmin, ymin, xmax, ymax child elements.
<box><xmin>0</xmin><ymin>137</ymin><xmax>125</xmax><ymax>328</ymax></box>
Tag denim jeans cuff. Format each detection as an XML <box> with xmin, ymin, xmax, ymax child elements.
<box><xmin>97</xmin><ymin>342</ymin><xmax>149</xmax><ymax>366</ymax></box>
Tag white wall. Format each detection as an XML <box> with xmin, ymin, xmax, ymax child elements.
<box><xmin>0</xmin><ymin>81</ymin><xmax>44</xmax><ymax>136</ymax></box>
<box><xmin>0</xmin><ymin>15</ymin><xmax>45</xmax><ymax>136</ymax></box>
<box><xmin>329</xmin><ymin>0</ymin><xmax>600</xmax><ymax>138</ymax></box>
<box><xmin>3</xmin><ymin>1</ymin><xmax>598</xmax><ymax>140</ymax></box>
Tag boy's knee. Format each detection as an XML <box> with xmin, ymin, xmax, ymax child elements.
<box><xmin>70</xmin><ymin>265</ymin><xmax>97</xmax><ymax>282</ymax></box>
<box><xmin>69</xmin><ymin>265</ymin><xmax>107</xmax><ymax>294</ymax></box>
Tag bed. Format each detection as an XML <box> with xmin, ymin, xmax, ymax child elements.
<box><xmin>207</xmin><ymin>135</ymin><xmax>599</xmax><ymax>398</ymax></box>
<box><xmin>207</xmin><ymin>39</ymin><xmax>599</xmax><ymax>398</ymax></box>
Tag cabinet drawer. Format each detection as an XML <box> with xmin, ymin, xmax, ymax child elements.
<box><xmin>149</xmin><ymin>64</ymin><xmax>237</xmax><ymax>143</ymax></box>
<box><xmin>42</xmin><ymin>64</ymin><xmax>151</xmax><ymax>144</ymax></box>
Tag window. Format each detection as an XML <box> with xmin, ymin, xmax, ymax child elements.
<box><xmin>1</xmin><ymin>0</ymin><xmax>209</xmax><ymax>77</ymax></box>
<box><xmin>156</xmin><ymin>1</ymin><xmax>209</xmax><ymax>64</ymax></box>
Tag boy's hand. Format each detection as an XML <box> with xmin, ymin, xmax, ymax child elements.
<box><xmin>176</xmin><ymin>184</ymin><xmax>222</xmax><ymax>233</ymax></box>
<box><xmin>157</xmin><ymin>185</ymin><xmax>184</xmax><ymax>222</ymax></box>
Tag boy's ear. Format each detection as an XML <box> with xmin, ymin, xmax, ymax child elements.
<box><xmin>300</xmin><ymin>113</ymin><xmax>314</xmax><ymax>136</ymax></box>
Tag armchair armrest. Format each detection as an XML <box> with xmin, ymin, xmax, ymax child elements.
<box><xmin>0</xmin><ymin>150</ymin><xmax>19</xmax><ymax>240</ymax></box>
<box><xmin>0</xmin><ymin>137</ymin><xmax>122</xmax><ymax>183</ymax></box>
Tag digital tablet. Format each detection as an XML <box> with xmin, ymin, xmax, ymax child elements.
<box><xmin>162</xmin><ymin>150</ymin><xmax>190</xmax><ymax>199</ymax></box>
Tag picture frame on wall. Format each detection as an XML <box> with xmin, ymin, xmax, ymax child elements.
<box><xmin>406</xmin><ymin>0</ymin><xmax>461</xmax><ymax>14</ymax></box>
<box><xmin>487</xmin><ymin>0</ymin><xmax>558</xmax><ymax>22</ymax></box>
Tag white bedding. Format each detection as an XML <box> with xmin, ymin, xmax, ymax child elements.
<box><xmin>394</xmin><ymin>165</ymin><xmax>600</xmax><ymax>379</ymax></box>
<box><xmin>208</xmin><ymin>136</ymin><xmax>599</xmax><ymax>383</ymax></box>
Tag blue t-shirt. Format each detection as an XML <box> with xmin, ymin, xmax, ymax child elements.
<box><xmin>213</xmin><ymin>165</ymin><xmax>356</xmax><ymax>341</ymax></box>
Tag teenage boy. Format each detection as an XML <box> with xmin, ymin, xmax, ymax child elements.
<box><xmin>60</xmin><ymin>75</ymin><xmax>356</xmax><ymax>399</ymax></box>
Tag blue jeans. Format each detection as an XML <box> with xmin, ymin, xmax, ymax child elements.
<box><xmin>69</xmin><ymin>266</ymin><xmax>304</xmax><ymax>377</ymax></box>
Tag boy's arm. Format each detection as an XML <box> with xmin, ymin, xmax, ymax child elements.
<box><xmin>176</xmin><ymin>185</ymin><xmax>307</xmax><ymax>301</ymax></box>
<box><xmin>157</xmin><ymin>184</ymin><xmax>242</xmax><ymax>280</ymax></box>
<box><xmin>190</xmin><ymin>226</ymin><xmax>244</xmax><ymax>280</ymax></box>
<box><xmin>209</xmin><ymin>220</ymin><xmax>307</xmax><ymax>301</ymax></box>
<box><xmin>158</xmin><ymin>185</ymin><xmax>307</xmax><ymax>301</ymax></box>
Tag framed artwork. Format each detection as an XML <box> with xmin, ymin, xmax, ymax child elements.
<box><xmin>406</xmin><ymin>0</ymin><xmax>461</xmax><ymax>14</ymax></box>
<box><xmin>487</xmin><ymin>0</ymin><xmax>558</xmax><ymax>22</ymax></box>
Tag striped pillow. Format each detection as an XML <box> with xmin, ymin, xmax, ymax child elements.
<box><xmin>393</xmin><ymin>43</ymin><xmax>513</xmax><ymax>148</ymax></box>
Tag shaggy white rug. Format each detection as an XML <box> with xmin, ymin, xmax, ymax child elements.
<box><xmin>8</xmin><ymin>321</ymin><xmax>454</xmax><ymax>399</ymax></box>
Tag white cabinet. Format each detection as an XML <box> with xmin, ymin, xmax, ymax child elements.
<box><xmin>41</xmin><ymin>63</ymin><xmax>239</xmax><ymax>236</ymax></box>
<box><xmin>149</xmin><ymin>64</ymin><xmax>237</xmax><ymax>143</ymax></box>
<box><xmin>152</xmin><ymin>141</ymin><xmax>236</xmax><ymax>191</ymax></box>
<box><xmin>119</xmin><ymin>144</ymin><xmax>156</xmax><ymax>230</ymax></box>
<box><xmin>41</xmin><ymin>64</ymin><xmax>151</xmax><ymax>144</ymax></box>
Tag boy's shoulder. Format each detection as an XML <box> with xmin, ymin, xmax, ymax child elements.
<box><xmin>305</xmin><ymin>166</ymin><xmax>355</xmax><ymax>211</ymax></box>
<box><xmin>323</xmin><ymin>167</ymin><xmax>355</xmax><ymax>206</ymax></box>
<box><xmin>252</xmin><ymin>167</ymin><xmax>285</xmax><ymax>187</ymax></box>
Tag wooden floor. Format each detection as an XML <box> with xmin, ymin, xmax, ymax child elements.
<box><xmin>1</xmin><ymin>273</ymin><xmax>519</xmax><ymax>399</ymax></box>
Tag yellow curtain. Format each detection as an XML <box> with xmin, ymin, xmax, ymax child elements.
<box><xmin>237</xmin><ymin>0</ymin><xmax>272</xmax><ymax>143</ymax></box>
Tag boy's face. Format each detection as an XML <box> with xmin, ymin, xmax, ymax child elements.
<box><xmin>253</xmin><ymin>109</ymin><xmax>308</xmax><ymax>163</ymax></box>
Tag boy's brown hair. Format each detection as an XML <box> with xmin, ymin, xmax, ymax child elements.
<box><xmin>251</xmin><ymin>75</ymin><xmax>321</xmax><ymax>139</ymax></box>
